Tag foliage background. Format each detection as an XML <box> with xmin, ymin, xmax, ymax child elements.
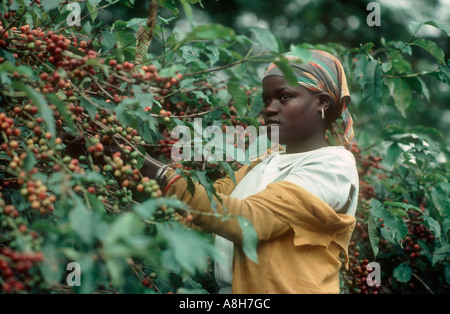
<box><xmin>131</xmin><ymin>0</ymin><xmax>450</xmax><ymax>141</ymax></box>
<box><xmin>0</xmin><ymin>0</ymin><xmax>449</xmax><ymax>294</ymax></box>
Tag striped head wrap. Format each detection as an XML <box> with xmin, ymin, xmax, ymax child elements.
<box><xmin>263</xmin><ymin>49</ymin><xmax>354</xmax><ymax>147</ymax></box>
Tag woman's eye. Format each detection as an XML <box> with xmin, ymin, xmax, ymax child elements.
<box><xmin>280</xmin><ymin>94</ymin><xmax>290</xmax><ymax>102</ymax></box>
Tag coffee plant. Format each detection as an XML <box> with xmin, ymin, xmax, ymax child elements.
<box><xmin>0</xmin><ymin>0</ymin><xmax>449</xmax><ymax>294</ymax></box>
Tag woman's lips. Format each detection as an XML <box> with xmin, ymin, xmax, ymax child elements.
<box><xmin>264</xmin><ymin>119</ymin><xmax>281</xmax><ymax>126</ymax></box>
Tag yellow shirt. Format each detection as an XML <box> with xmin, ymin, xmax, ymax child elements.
<box><xmin>165</xmin><ymin>147</ymin><xmax>358</xmax><ymax>293</ymax></box>
<box><xmin>215</xmin><ymin>146</ymin><xmax>359</xmax><ymax>292</ymax></box>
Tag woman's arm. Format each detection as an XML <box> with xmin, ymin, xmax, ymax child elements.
<box><xmin>163</xmin><ymin>169</ymin><xmax>291</xmax><ymax>245</ymax></box>
<box><xmin>140</xmin><ymin>155</ymin><xmax>354</xmax><ymax>250</ymax></box>
<box><xmin>166</xmin><ymin>175</ymin><xmax>355</xmax><ymax>249</ymax></box>
<box><xmin>138</xmin><ymin>155</ymin><xmax>288</xmax><ymax>244</ymax></box>
<box><xmin>139</xmin><ymin>155</ymin><xmax>239</xmax><ymax>195</ymax></box>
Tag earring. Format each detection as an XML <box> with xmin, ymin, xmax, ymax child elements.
<box><xmin>321</xmin><ymin>108</ymin><xmax>325</xmax><ymax>120</ymax></box>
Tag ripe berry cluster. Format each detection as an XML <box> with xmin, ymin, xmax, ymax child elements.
<box><xmin>156</xmin><ymin>138</ymin><xmax>176</xmax><ymax>159</ymax></box>
<box><xmin>0</xmin><ymin>196</ymin><xmax>45</xmax><ymax>294</ymax></box>
<box><xmin>349</xmin><ymin>143</ymin><xmax>384</xmax><ymax>201</ymax></box>
<box><xmin>0</xmin><ymin>247</ymin><xmax>44</xmax><ymax>294</ymax></box>
<box><xmin>0</xmin><ymin>13</ymin><xmax>257</xmax><ymax>293</ymax></box>
<box><xmin>347</xmin><ymin>251</ymin><xmax>381</xmax><ymax>294</ymax></box>
<box><xmin>403</xmin><ymin>207</ymin><xmax>434</xmax><ymax>260</ymax></box>
<box><xmin>0</xmin><ymin>110</ymin><xmax>57</xmax><ymax>214</ymax></box>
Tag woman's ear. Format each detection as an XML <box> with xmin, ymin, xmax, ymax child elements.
<box><xmin>317</xmin><ymin>93</ymin><xmax>331</xmax><ymax>112</ymax></box>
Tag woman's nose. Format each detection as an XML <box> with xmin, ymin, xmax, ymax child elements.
<box><xmin>264</xmin><ymin>100</ymin><xmax>279</xmax><ymax>117</ymax></box>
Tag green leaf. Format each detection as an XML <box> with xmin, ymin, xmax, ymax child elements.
<box><xmin>158</xmin><ymin>16</ymin><xmax>176</xmax><ymax>25</ymax></box>
<box><xmin>157</xmin><ymin>222</ymin><xmax>219</xmax><ymax>274</ymax></box>
<box><xmin>289</xmin><ymin>44</ymin><xmax>313</xmax><ymax>63</ymax></box>
<box><xmin>115</xmin><ymin>103</ymin><xmax>138</xmax><ymax>128</ymax></box>
<box><xmin>190</xmin><ymin>170</ymin><xmax>218</xmax><ymax>211</ymax></box>
<box><xmin>80</xmin><ymin>97</ymin><xmax>98</xmax><ymax>121</ymax></box>
<box><xmin>411</xmin><ymin>39</ymin><xmax>446</xmax><ymax>65</ymax></box>
<box><xmin>445</xmin><ymin>264</ymin><xmax>450</xmax><ymax>285</ymax></box>
<box><xmin>23</xmin><ymin>151</ymin><xmax>37</xmax><ymax>172</ymax></box>
<box><xmin>386</xmin><ymin>142</ymin><xmax>402</xmax><ymax>166</ymax></box>
<box><xmin>183</xmin><ymin>24</ymin><xmax>236</xmax><ymax>43</ymax></box>
<box><xmin>437</xmin><ymin>65</ymin><xmax>450</xmax><ymax>84</ymax></box>
<box><xmin>40</xmin><ymin>242</ymin><xmax>64</xmax><ymax>286</ymax></box>
<box><xmin>180</xmin><ymin>0</ymin><xmax>194</xmax><ymax>28</ymax></box>
<box><xmin>13</xmin><ymin>82</ymin><xmax>55</xmax><ymax>136</ymax></box>
<box><xmin>404</xmin><ymin>77</ymin><xmax>430</xmax><ymax>102</ymax></box>
<box><xmin>362</xmin><ymin>59</ymin><xmax>382</xmax><ymax>110</ymax></box>
<box><xmin>369</xmin><ymin>199</ymin><xmax>408</xmax><ymax>245</ymax></box>
<box><xmin>390</xmin><ymin>78</ymin><xmax>412</xmax><ymax>118</ymax></box>
<box><xmin>380</xmin><ymin>60</ymin><xmax>392</xmax><ymax>72</ymax></box>
<box><xmin>389</xmin><ymin>41</ymin><xmax>412</xmax><ymax>56</ymax></box>
<box><xmin>367</xmin><ymin>213</ymin><xmax>380</xmax><ymax>258</ymax></box>
<box><xmin>101</xmin><ymin>30</ymin><xmax>116</xmax><ymax>55</ymax></box>
<box><xmin>353</xmin><ymin>54</ymin><xmax>367</xmax><ymax>85</ymax></box>
<box><xmin>357</xmin><ymin>131</ymin><xmax>372</xmax><ymax>149</ymax></box>
<box><xmin>137</xmin><ymin>115</ymin><xmax>157</xmax><ymax>143</ymax></box>
<box><xmin>69</xmin><ymin>197</ymin><xmax>95</xmax><ymax>245</ymax></box>
<box><xmin>227</xmin><ymin>80</ymin><xmax>248</xmax><ymax>118</ymax></box>
<box><xmin>431</xmin><ymin>242</ymin><xmax>450</xmax><ymax>266</ymax></box>
<box><xmin>408</xmin><ymin>21</ymin><xmax>423</xmax><ymax>35</ymax></box>
<box><xmin>88</xmin><ymin>0</ymin><xmax>102</xmax><ymax>7</ymax></box>
<box><xmin>88</xmin><ymin>0</ymin><xmax>102</xmax><ymax>8</ymax></box>
<box><xmin>158</xmin><ymin>64</ymin><xmax>186</xmax><ymax>78</ymax></box>
<box><xmin>159</xmin><ymin>0</ymin><xmax>179</xmax><ymax>16</ymax></box>
<box><xmin>105</xmin><ymin>259</ymin><xmax>127</xmax><ymax>287</ymax></box>
<box><xmin>86</xmin><ymin>2</ymin><xmax>98</xmax><ymax>22</ymax></box>
<box><xmin>392</xmin><ymin>58</ymin><xmax>412</xmax><ymax>77</ymax></box>
<box><xmin>424</xmin><ymin>21</ymin><xmax>450</xmax><ymax>36</ymax></box>
<box><xmin>384</xmin><ymin>201</ymin><xmax>442</xmax><ymax>241</ymax></box>
<box><xmin>431</xmin><ymin>183</ymin><xmax>450</xmax><ymax>218</ymax></box>
<box><xmin>71</xmin><ymin>170</ymin><xmax>105</xmax><ymax>184</ymax></box>
<box><xmin>78</xmin><ymin>254</ymin><xmax>95</xmax><ymax>294</ymax></box>
<box><xmin>422</xmin><ymin>213</ymin><xmax>442</xmax><ymax>242</ymax></box>
<box><xmin>250</xmin><ymin>27</ymin><xmax>278</xmax><ymax>52</ymax></box>
<box><xmin>133</xmin><ymin>198</ymin><xmax>158</xmax><ymax>220</ymax></box>
<box><xmin>106</xmin><ymin>213</ymin><xmax>143</xmax><ymax>245</ymax></box>
<box><xmin>47</xmin><ymin>94</ymin><xmax>77</xmax><ymax>133</ymax></box>
<box><xmin>393</xmin><ymin>262</ymin><xmax>412</xmax><ymax>283</ymax></box>
<box><xmin>40</xmin><ymin>0</ymin><xmax>60</xmax><ymax>11</ymax></box>
<box><xmin>274</xmin><ymin>56</ymin><xmax>298</xmax><ymax>86</ymax></box>
<box><xmin>219</xmin><ymin>161</ymin><xmax>236</xmax><ymax>185</ymax></box>
<box><xmin>237</xmin><ymin>216</ymin><xmax>258</xmax><ymax>263</ymax></box>
<box><xmin>177</xmin><ymin>278</ymin><xmax>208</xmax><ymax>294</ymax></box>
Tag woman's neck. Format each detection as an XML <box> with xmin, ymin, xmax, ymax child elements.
<box><xmin>284</xmin><ymin>133</ymin><xmax>329</xmax><ymax>154</ymax></box>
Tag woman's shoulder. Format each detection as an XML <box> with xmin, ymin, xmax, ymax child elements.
<box><xmin>288</xmin><ymin>146</ymin><xmax>356</xmax><ymax>167</ymax></box>
<box><xmin>283</xmin><ymin>146</ymin><xmax>359</xmax><ymax>212</ymax></box>
<box><xmin>315</xmin><ymin>146</ymin><xmax>356</xmax><ymax>163</ymax></box>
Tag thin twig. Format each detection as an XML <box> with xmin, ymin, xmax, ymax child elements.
<box><xmin>183</xmin><ymin>58</ymin><xmax>248</xmax><ymax>77</ymax></box>
<box><xmin>411</xmin><ymin>273</ymin><xmax>434</xmax><ymax>294</ymax></box>
<box><xmin>0</xmin><ymin>0</ymin><xmax>38</xmax><ymax>37</ymax></box>
<box><xmin>382</xmin><ymin>70</ymin><xmax>437</xmax><ymax>78</ymax></box>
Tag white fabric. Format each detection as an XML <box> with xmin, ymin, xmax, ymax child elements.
<box><xmin>214</xmin><ymin>146</ymin><xmax>359</xmax><ymax>293</ymax></box>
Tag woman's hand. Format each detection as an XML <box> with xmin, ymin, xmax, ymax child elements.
<box><xmin>62</xmin><ymin>131</ymin><xmax>170</xmax><ymax>187</ymax></box>
<box><xmin>140</xmin><ymin>155</ymin><xmax>166</xmax><ymax>180</ymax></box>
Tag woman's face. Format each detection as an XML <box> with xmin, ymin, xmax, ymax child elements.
<box><xmin>262</xmin><ymin>75</ymin><xmax>326</xmax><ymax>151</ymax></box>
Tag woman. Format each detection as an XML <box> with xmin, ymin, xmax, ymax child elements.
<box><xmin>141</xmin><ymin>49</ymin><xmax>359</xmax><ymax>294</ymax></box>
